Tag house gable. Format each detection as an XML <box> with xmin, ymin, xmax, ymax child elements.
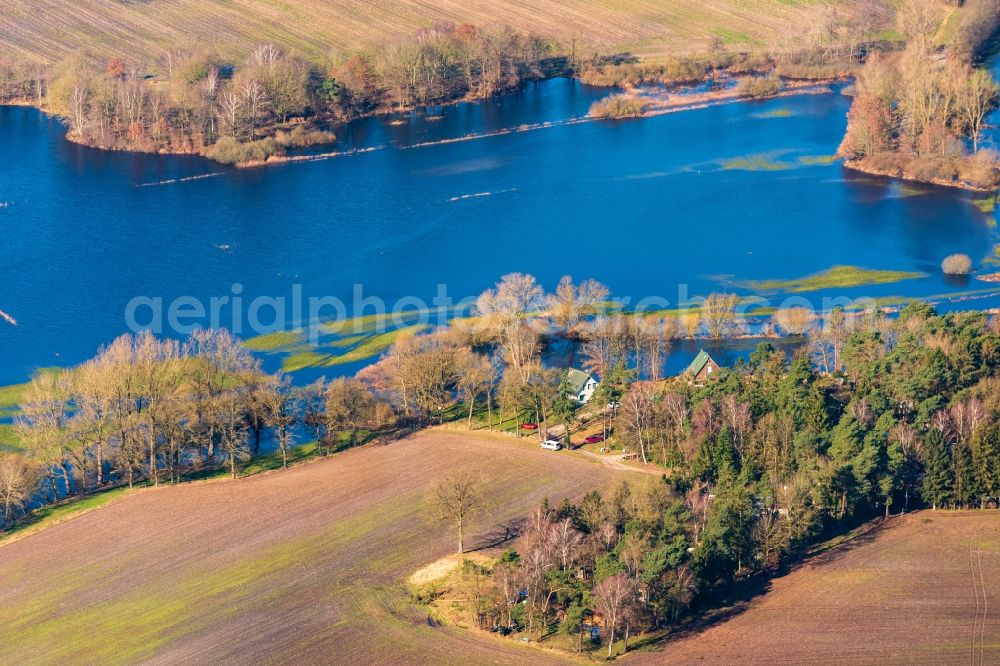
<box><xmin>686</xmin><ymin>350</ymin><xmax>721</xmax><ymax>383</ymax></box>
<box><xmin>566</xmin><ymin>368</ymin><xmax>598</xmax><ymax>403</ymax></box>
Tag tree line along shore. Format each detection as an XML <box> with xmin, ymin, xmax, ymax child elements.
<box><xmin>4</xmin><ymin>272</ymin><xmax>1000</xmax><ymax>657</ymax></box>
<box><xmin>837</xmin><ymin>0</ymin><xmax>1000</xmax><ymax>191</ymax></box>
<box><xmin>0</xmin><ymin>0</ymin><xmax>995</xmax><ymax>186</ymax></box>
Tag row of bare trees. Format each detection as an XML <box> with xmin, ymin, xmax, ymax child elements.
<box><xmin>2</xmin><ymin>330</ymin><xmax>401</xmax><ymax>526</ymax></box>
<box><xmin>2</xmin><ymin>22</ymin><xmax>554</xmax><ymax>157</ymax></box>
<box><xmin>44</xmin><ymin>43</ymin><xmax>314</xmax><ymax>152</ymax></box>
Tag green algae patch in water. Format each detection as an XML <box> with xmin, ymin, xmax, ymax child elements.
<box><xmin>719</xmin><ymin>153</ymin><xmax>794</xmax><ymax>171</ymax></box>
<box><xmin>751</xmin><ymin>108</ymin><xmax>794</xmax><ymax>119</ymax></box>
<box><xmin>798</xmin><ymin>154</ymin><xmax>839</xmax><ymax>166</ymax></box>
<box><xmin>972</xmin><ymin>196</ymin><xmax>997</xmax><ymax>214</ymax></box>
<box><xmin>746</xmin><ymin>265</ymin><xmax>927</xmax><ymax>294</ymax></box>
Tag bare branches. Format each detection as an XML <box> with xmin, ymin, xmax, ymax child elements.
<box><xmin>436</xmin><ymin>472</ymin><xmax>483</xmax><ymax>554</ymax></box>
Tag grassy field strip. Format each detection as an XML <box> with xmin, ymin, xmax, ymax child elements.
<box><xmin>0</xmin><ymin>0</ymin><xmax>875</xmax><ymax>63</ymax></box>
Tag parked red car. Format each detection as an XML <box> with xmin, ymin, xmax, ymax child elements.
<box><xmin>521</xmin><ymin>423</ymin><xmax>539</xmax><ymax>430</ymax></box>
<box><xmin>585</xmin><ymin>434</ymin><xmax>605</xmax><ymax>444</ymax></box>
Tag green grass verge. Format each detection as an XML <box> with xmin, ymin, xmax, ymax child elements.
<box><xmin>0</xmin><ymin>368</ymin><xmax>62</xmax><ymax>412</ymax></box>
<box><xmin>746</xmin><ymin>265</ymin><xmax>927</xmax><ymax>294</ymax></box>
<box><xmin>0</xmin><ymin>440</ymin><xmax>334</xmax><ymax>543</ymax></box>
<box><xmin>0</xmin><ymin>487</ymin><xmax>130</xmax><ymax>546</ymax></box>
<box><xmin>241</xmin><ymin>442</ymin><xmax>320</xmax><ymax>475</ymax></box>
<box><xmin>0</xmin><ymin>382</ymin><xmax>30</xmax><ymax>412</ymax></box>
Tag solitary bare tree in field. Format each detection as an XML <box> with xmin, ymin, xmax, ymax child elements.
<box><xmin>436</xmin><ymin>473</ymin><xmax>483</xmax><ymax>554</ymax></box>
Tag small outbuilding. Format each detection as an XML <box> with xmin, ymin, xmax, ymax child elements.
<box><xmin>686</xmin><ymin>350</ymin><xmax>720</xmax><ymax>384</ymax></box>
<box><xmin>566</xmin><ymin>368</ymin><xmax>598</xmax><ymax>404</ymax></box>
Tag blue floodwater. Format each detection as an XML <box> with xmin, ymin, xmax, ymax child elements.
<box><xmin>1</xmin><ymin>78</ymin><xmax>997</xmax><ymax>385</ymax></box>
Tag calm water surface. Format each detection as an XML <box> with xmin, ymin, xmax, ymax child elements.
<box><xmin>1</xmin><ymin>79</ymin><xmax>996</xmax><ymax>384</ymax></box>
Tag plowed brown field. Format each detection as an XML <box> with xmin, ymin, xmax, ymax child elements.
<box><xmin>0</xmin><ymin>429</ymin><xmax>634</xmax><ymax>664</ymax></box>
<box><xmin>632</xmin><ymin>511</ymin><xmax>1000</xmax><ymax>665</ymax></box>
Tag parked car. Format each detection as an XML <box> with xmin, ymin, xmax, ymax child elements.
<box><xmin>521</xmin><ymin>423</ymin><xmax>539</xmax><ymax>430</ymax></box>
<box><xmin>584</xmin><ymin>434</ymin><xmax>605</xmax><ymax>444</ymax></box>
<box><xmin>541</xmin><ymin>439</ymin><xmax>562</xmax><ymax>451</ymax></box>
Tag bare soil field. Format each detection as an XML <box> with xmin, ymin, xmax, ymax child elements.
<box><xmin>632</xmin><ymin>511</ymin><xmax>1000</xmax><ymax>665</ymax></box>
<box><xmin>0</xmin><ymin>0</ymin><xmax>874</xmax><ymax>63</ymax></box>
<box><xmin>0</xmin><ymin>429</ymin><xmax>634</xmax><ymax>664</ymax></box>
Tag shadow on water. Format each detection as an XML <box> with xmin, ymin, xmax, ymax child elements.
<box><xmin>943</xmin><ymin>273</ymin><xmax>973</xmax><ymax>288</ymax></box>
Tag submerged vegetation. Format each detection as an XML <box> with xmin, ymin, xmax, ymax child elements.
<box><xmin>746</xmin><ymin>265</ymin><xmax>927</xmax><ymax>293</ymax></box>
<box><xmin>719</xmin><ymin>152</ymin><xmax>793</xmax><ymax>171</ymax></box>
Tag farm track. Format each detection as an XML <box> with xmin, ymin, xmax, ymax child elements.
<box><xmin>0</xmin><ymin>0</ymin><xmax>877</xmax><ymax>63</ymax></box>
<box><xmin>0</xmin><ymin>429</ymin><xmax>638</xmax><ymax>664</ymax></box>
<box><xmin>632</xmin><ymin>511</ymin><xmax>1000</xmax><ymax>665</ymax></box>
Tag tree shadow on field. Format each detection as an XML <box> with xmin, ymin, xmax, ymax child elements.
<box><xmin>661</xmin><ymin>571</ymin><xmax>776</xmax><ymax>646</ymax></box>
<box><xmin>801</xmin><ymin>517</ymin><xmax>890</xmax><ymax>567</ymax></box>
<box><xmin>657</xmin><ymin>517</ymin><xmax>892</xmax><ymax>650</ymax></box>
<box><xmin>470</xmin><ymin>516</ymin><xmax>527</xmax><ymax>551</ymax></box>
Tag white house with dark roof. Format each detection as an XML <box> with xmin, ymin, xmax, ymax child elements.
<box><xmin>566</xmin><ymin>368</ymin><xmax>598</xmax><ymax>404</ymax></box>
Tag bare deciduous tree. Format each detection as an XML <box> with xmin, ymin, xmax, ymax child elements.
<box><xmin>594</xmin><ymin>573</ymin><xmax>635</xmax><ymax>658</ymax></box>
<box><xmin>0</xmin><ymin>455</ymin><xmax>39</xmax><ymax>523</ymax></box>
<box><xmin>436</xmin><ymin>472</ymin><xmax>483</xmax><ymax>554</ymax></box>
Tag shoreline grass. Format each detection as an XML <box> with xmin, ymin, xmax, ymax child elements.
<box><xmin>0</xmin><ymin>487</ymin><xmax>130</xmax><ymax>547</ymax></box>
<box><xmin>0</xmin><ymin>425</ymin><xmax>21</xmax><ymax>452</ymax></box>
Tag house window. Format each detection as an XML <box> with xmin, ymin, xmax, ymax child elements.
<box><xmin>579</xmin><ymin>394</ymin><xmax>585</xmax><ymax>401</ymax></box>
